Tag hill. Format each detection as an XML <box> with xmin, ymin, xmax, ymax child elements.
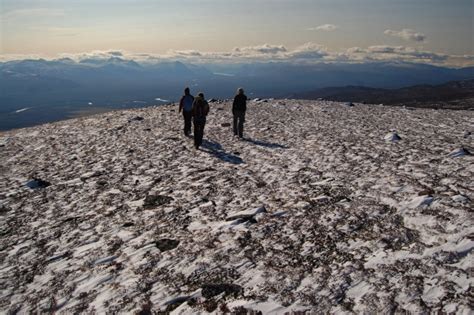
<box><xmin>294</xmin><ymin>79</ymin><xmax>474</xmax><ymax>110</ymax></box>
<box><xmin>0</xmin><ymin>100</ymin><xmax>472</xmax><ymax>313</ymax></box>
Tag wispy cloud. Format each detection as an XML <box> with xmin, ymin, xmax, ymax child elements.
<box><xmin>307</xmin><ymin>24</ymin><xmax>339</xmax><ymax>31</ymax></box>
<box><xmin>29</xmin><ymin>26</ymin><xmax>83</xmax><ymax>37</ymax></box>
<box><xmin>2</xmin><ymin>8</ymin><xmax>65</xmax><ymax>19</ymax></box>
<box><xmin>384</xmin><ymin>29</ymin><xmax>426</xmax><ymax>42</ymax></box>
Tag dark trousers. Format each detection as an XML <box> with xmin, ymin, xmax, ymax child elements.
<box><xmin>233</xmin><ymin>110</ymin><xmax>245</xmax><ymax>138</ymax></box>
<box><xmin>183</xmin><ymin>110</ymin><xmax>192</xmax><ymax>136</ymax></box>
<box><xmin>193</xmin><ymin>118</ymin><xmax>206</xmax><ymax>148</ymax></box>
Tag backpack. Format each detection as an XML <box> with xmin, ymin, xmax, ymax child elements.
<box><xmin>194</xmin><ymin>98</ymin><xmax>208</xmax><ymax>119</ymax></box>
<box><xmin>182</xmin><ymin>95</ymin><xmax>194</xmax><ymax>111</ymax></box>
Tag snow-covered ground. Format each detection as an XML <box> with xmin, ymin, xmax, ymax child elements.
<box><xmin>0</xmin><ymin>100</ymin><xmax>472</xmax><ymax>314</ymax></box>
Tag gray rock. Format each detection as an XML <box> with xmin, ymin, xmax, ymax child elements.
<box><xmin>226</xmin><ymin>206</ymin><xmax>266</xmax><ymax>221</ymax></box>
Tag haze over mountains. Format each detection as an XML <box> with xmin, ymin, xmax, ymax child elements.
<box><xmin>1</xmin><ymin>56</ymin><xmax>474</xmax><ymax>130</ymax></box>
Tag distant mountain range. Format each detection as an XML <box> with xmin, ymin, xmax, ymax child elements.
<box><xmin>1</xmin><ymin>57</ymin><xmax>473</xmax><ymax>129</ymax></box>
<box><xmin>293</xmin><ymin>79</ymin><xmax>474</xmax><ymax>110</ymax></box>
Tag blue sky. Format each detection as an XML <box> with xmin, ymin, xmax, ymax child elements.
<box><xmin>1</xmin><ymin>0</ymin><xmax>473</xmax><ymax>65</ymax></box>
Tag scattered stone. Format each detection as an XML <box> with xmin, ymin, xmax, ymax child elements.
<box><xmin>155</xmin><ymin>239</ymin><xmax>180</xmax><ymax>252</ymax></box>
<box><xmin>226</xmin><ymin>206</ymin><xmax>266</xmax><ymax>221</ymax></box>
<box><xmin>26</xmin><ymin>178</ymin><xmax>51</xmax><ymax>189</ymax></box>
<box><xmin>163</xmin><ymin>296</ymin><xmax>190</xmax><ymax>306</ymax></box>
<box><xmin>96</xmin><ymin>180</ymin><xmax>108</xmax><ymax>186</ymax></box>
<box><xmin>384</xmin><ymin>132</ymin><xmax>402</xmax><ymax>142</ymax></box>
<box><xmin>418</xmin><ymin>189</ymin><xmax>434</xmax><ymax>196</ymax></box>
<box><xmin>143</xmin><ymin>194</ymin><xmax>173</xmax><ymax>209</ymax></box>
<box><xmin>129</xmin><ymin>116</ymin><xmax>144</xmax><ymax>122</ymax></box>
<box><xmin>80</xmin><ymin>170</ymin><xmax>103</xmax><ymax>181</ymax></box>
<box><xmin>45</xmin><ymin>251</ymin><xmax>71</xmax><ymax>264</ymax></box>
<box><xmin>451</xmin><ymin>194</ymin><xmax>470</xmax><ymax>203</ymax></box>
<box><xmin>201</xmin><ymin>283</ymin><xmax>243</xmax><ymax>299</ymax></box>
<box><xmin>62</xmin><ymin>216</ymin><xmax>80</xmax><ymax>223</ymax></box>
<box><xmin>449</xmin><ymin>147</ymin><xmax>471</xmax><ymax>158</ymax></box>
<box><xmin>93</xmin><ymin>255</ymin><xmax>117</xmax><ymax>266</ymax></box>
<box><xmin>312</xmin><ymin>195</ymin><xmax>330</xmax><ymax>203</ymax></box>
<box><xmin>0</xmin><ymin>203</ymin><xmax>11</xmax><ymax>214</ymax></box>
<box><xmin>0</xmin><ymin>137</ymin><xmax>10</xmax><ymax>147</ymax></box>
<box><xmin>345</xmin><ymin>102</ymin><xmax>355</xmax><ymax>107</ymax></box>
<box><xmin>463</xmin><ymin>131</ymin><xmax>471</xmax><ymax>138</ymax></box>
<box><xmin>208</xmin><ymin>98</ymin><xmax>218</xmax><ymax>103</ymax></box>
<box><xmin>407</xmin><ymin>195</ymin><xmax>434</xmax><ymax>208</ymax></box>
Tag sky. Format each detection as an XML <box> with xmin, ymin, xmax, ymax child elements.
<box><xmin>0</xmin><ymin>0</ymin><xmax>473</xmax><ymax>66</ymax></box>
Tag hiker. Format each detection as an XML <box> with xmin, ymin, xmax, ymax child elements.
<box><xmin>232</xmin><ymin>87</ymin><xmax>247</xmax><ymax>138</ymax></box>
<box><xmin>178</xmin><ymin>87</ymin><xmax>194</xmax><ymax>136</ymax></box>
<box><xmin>191</xmin><ymin>92</ymin><xmax>209</xmax><ymax>149</ymax></box>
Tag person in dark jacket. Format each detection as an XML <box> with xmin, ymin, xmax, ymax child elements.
<box><xmin>179</xmin><ymin>87</ymin><xmax>194</xmax><ymax>136</ymax></box>
<box><xmin>191</xmin><ymin>92</ymin><xmax>210</xmax><ymax>149</ymax></box>
<box><xmin>232</xmin><ymin>88</ymin><xmax>247</xmax><ymax>138</ymax></box>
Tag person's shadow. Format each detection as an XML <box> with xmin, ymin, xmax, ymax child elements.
<box><xmin>243</xmin><ymin>138</ymin><xmax>288</xmax><ymax>149</ymax></box>
<box><xmin>200</xmin><ymin>140</ymin><xmax>244</xmax><ymax>164</ymax></box>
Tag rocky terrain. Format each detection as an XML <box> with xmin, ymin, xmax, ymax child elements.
<box><xmin>0</xmin><ymin>100</ymin><xmax>473</xmax><ymax>314</ymax></box>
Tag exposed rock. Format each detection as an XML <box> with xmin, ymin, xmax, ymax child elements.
<box><xmin>26</xmin><ymin>178</ymin><xmax>51</xmax><ymax>189</ymax></box>
<box><xmin>155</xmin><ymin>239</ymin><xmax>180</xmax><ymax>252</ymax></box>
<box><xmin>143</xmin><ymin>194</ymin><xmax>173</xmax><ymax>209</ymax></box>
<box><xmin>201</xmin><ymin>283</ymin><xmax>243</xmax><ymax>299</ymax></box>
<box><xmin>128</xmin><ymin>116</ymin><xmax>144</xmax><ymax>122</ymax></box>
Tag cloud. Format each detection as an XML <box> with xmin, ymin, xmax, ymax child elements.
<box><xmin>1</xmin><ymin>44</ymin><xmax>472</xmax><ymax>67</ymax></box>
<box><xmin>286</xmin><ymin>43</ymin><xmax>328</xmax><ymax>59</ymax></box>
<box><xmin>2</xmin><ymin>8</ymin><xmax>65</xmax><ymax>19</ymax></box>
<box><xmin>307</xmin><ymin>24</ymin><xmax>339</xmax><ymax>31</ymax></box>
<box><xmin>345</xmin><ymin>45</ymin><xmax>448</xmax><ymax>63</ymax></box>
<box><xmin>167</xmin><ymin>50</ymin><xmax>202</xmax><ymax>57</ymax></box>
<box><xmin>384</xmin><ymin>29</ymin><xmax>426</xmax><ymax>42</ymax></box>
<box><xmin>234</xmin><ymin>44</ymin><xmax>287</xmax><ymax>54</ymax></box>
